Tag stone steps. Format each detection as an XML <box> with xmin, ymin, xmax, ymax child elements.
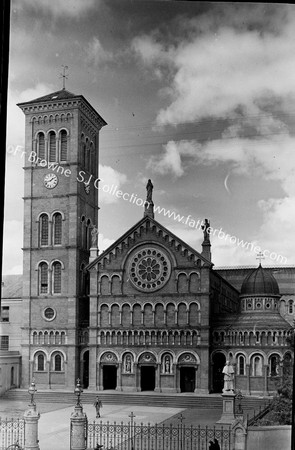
<box><xmin>3</xmin><ymin>389</ymin><xmax>269</xmax><ymax>413</ymax></box>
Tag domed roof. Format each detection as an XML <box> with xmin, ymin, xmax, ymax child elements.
<box><xmin>240</xmin><ymin>264</ymin><xmax>280</xmax><ymax>296</ymax></box>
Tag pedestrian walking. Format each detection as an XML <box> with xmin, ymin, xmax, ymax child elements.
<box><xmin>93</xmin><ymin>396</ymin><xmax>102</xmax><ymax>418</ymax></box>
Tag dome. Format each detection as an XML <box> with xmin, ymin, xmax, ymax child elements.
<box><xmin>240</xmin><ymin>264</ymin><xmax>280</xmax><ymax>296</ymax></box>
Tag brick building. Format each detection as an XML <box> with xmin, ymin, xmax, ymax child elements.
<box><xmin>1</xmin><ymin>88</ymin><xmax>293</xmax><ymax>395</ymax></box>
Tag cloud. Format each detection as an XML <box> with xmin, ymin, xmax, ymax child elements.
<box><xmin>7</xmin><ymin>83</ymin><xmax>53</xmax><ymax>148</ymax></box>
<box><xmin>2</xmin><ymin>220</ymin><xmax>23</xmax><ymax>275</ymax></box>
<box><xmin>99</xmin><ymin>165</ymin><xmax>127</xmax><ymax>204</ymax></box>
<box><xmin>18</xmin><ymin>0</ymin><xmax>98</xmax><ymax>19</ymax></box>
<box><xmin>98</xmin><ymin>233</ymin><xmax>115</xmax><ymax>253</ymax></box>
<box><xmin>148</xmin><ymin>141</ymin><xmax>187</xmax><ymax>177</ymax></box>
<box><xmin>133</xmin><ymin>6</ymin><xmax>295</xmax><ymax>126</ymax></box>
<box><xmin>86</xmin><ymin>37</ymin><xmax>113</xmax><ymax>67</ymax></box>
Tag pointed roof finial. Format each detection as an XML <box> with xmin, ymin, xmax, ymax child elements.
<box><xmin>60</xmin><ymin>65</ymin><xmax>69</xmax><ymax>90</ymax></box>
<box><xmin>256</xmin><ymin>251</ymin><xmax>265</xmax><ymax>266</ymax></box>
<box><xmin>144</xmin><ymin>179</ymin><xmax>154</xmax><ymax>219</ymax></box>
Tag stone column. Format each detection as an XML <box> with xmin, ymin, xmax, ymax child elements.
<box><xmin>246</xmin><ymin>364</ymin><xmax>250</xmax><ymax>395</ymax></box>
<box><xmin>173</xmin><ymin>364</ymin><xmax>177</xmax><ymax>392</ymax></box>
<box><xmin>134</xmin><ymin>363</ymin><xmax>140</xmax><ymax>391</ymax></box>
<box><xmin>70</xmin><ymin>405</ymin><xmax>87</xmax><ymax>450</ymax></box>
<box><xmin>194</xmin><ymin>367</ymin><xmax>198</xmax><ymax>392</ymax></box>
<box><xmin>116</xmin><ymin>363</ymin><xmax>122</xmax><ymax>391</ymax></box>
<box><xmin>263</xmin><ymin>365</ymin><xmax>268</xmax><ymax>396</ymax></box>
<box><xmin>155</xmin><ymin>363</ymin><xmax>161</xmax><ymax>392</ymax></box>
<box><xmin>24</xmin><ymin>404</ymin><xmax>40</xmax><ymax>450</ymax></box>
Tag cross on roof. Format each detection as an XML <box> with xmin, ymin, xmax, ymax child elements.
<box><xmin>256</xmin><ymin>251</ymin><xmax>265</xmax><ymax>265</ymax></box>
<box><xmin>60</xmin><ymin>65</ymin><xmax>69</xmax><ymax>90</ymax></box>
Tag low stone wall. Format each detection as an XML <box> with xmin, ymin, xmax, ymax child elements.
<box><xmin>247</xmin><ymin>425</ymin><xmax>291</xmax><ymax>450</ymax></box>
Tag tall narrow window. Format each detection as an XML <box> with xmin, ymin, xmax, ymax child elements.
<box><xmin>53</xmin><ymin>213</ymin><xmax>62</xmax><ymax>245</ymax></box>
<box><xmin>89</xmin><ymin>142</ymin><xmax>94</xmax><ymax>172</ymax></box>
<box><xmin>39</xmin><ymin>262</ymin><xmax>48</xmax><ymax>294</ymax></box>
<box><xmin>37</xmin><ymin>132</ymin><xmax>45</xmax><ymax>160</ymax></box>
<box><xmin>49</xmin><ymin>131</ymin><xmax>57</xmax><ymax>162</ymax></box>
<box><xmin>238</xmin><ymin>355</ymin><xmax>245</xmax><ymax>375</ymax></box>
<box><xmin>0</xmin><ymin>336</ymin><xmax>9</xmax><ymax>350</ymax></box>
<box><xmin>54</xmin><ymin>354</ymin><xmax>62</xmax><ymax>371</ymax></box>
<box><xmin>252</xmin><ymin>355</ymin><xmax>263</xmax><ymax>376</ymax></box>
<box><xmin>37</xmin><ymin>353</ymin><xmax>45</xmax><ymax>371</ymax></box>
<box><xmin>40</xmin><ymin>214</ymin><xmax>49</xmax><ymax>246</ymax></box>
<box><xmin>60</xmin><ymin>130</ymin><xmax>67</xmax><ymax>161</ymax></box>
<box><xmin>269</xmin><ymin>355</ymin><xmax>279</xmax><ymax>376</ymax></box>
<box><xmin>52</xmin><ymin>262</ymin><xmax>62</xmax><ymax>294</ymax></box>
<box><xmin>86</xmin><ymin>219</ymin><xmax>91</xmax><ymax>250</ymax></box>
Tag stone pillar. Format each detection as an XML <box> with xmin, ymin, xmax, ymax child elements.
<box><xmin>155</xmin><ymin>363</ymin><xmax>161</xmax><ymax>392</ymax></box>
<box><xmin>134</xmin><ymin>363</ymin><xmax>140</xmax><ymax>391</ymax></box>
<box><xmin>70</xmin><ymin>405</ymin><xmax>87</xmax><ymax>450</ymax></box>
<box><xmin>116</xmin><ymin>363</ymin><xmax>122</xmax><ymax>391</ymax></box>
<box><xmin>173</xmin><ymin>364</ymin><xmax>177</xmax><ymax>392</ymax></box>
<box><xmin>217</xmin><ymin>392</ymin><xmax>236</xmax><ymax>424</ymax></box>
<box><xmin>246</xmin><ymin>364</ymin><xmax>250</xmax><ymax>395</ymax></box>
<box><xmin>263</xmin><ymin>365</ymin><xmax>268</xmax><ymax>396</ymax></box>
<box><xmin>24</xmin><ymin>404</ymin><xmax>40</xmax><ymax>450</ymax></box>
<box><xmin>194</xmin><ymin>367</ymin><xmax>198</xmax><ymax>392</ymax></box>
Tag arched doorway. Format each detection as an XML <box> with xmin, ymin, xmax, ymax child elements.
<box><xmin>177</xmin><ymin>353</ymin><xmax>198</xmax><ymax>393</ymax></box>
<box><xmin>100</xmin><ymin>352</ymin><xmax>118</xmax><ymax>390</ymax></box>
<box><xmin>103</xmin><ymin>365</ymin><xmax>117</xmax><ymax>390</ymax></box>
<box><xmin>138</xmin><ymin>352</ymin><xmax>157</xmax><ymax>392</ymax></box>
<box><xmin>82</xmin><ymin>351</ymin><xmax>89</xmax><ymax>389</ymax></box>
<box><xmin>212</xmin><ymin>352</ymin><xmax>226</xmax><ymax>393</ymax></box>
<box><xmin>141</xmin><ymin>366</ymin><xmax>155</xmax><ymax>391</ymax></box>
<box><xmin>180</xmin><ymin>367</ymin><xmax>195</xmax><ymax>392</ymax></box>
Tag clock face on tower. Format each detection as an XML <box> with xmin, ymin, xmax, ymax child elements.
<box><xmin>44</xmin><ymin>173</ymin><xmax>58</xmax><ymax>189</ymax></box>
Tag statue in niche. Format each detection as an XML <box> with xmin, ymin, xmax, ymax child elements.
<box><xmin>91</xmin><ymin>225</ymin><xmax>98</xmax><ymax>247</ymax></box>
<box><xmin>164</xmin><ymin>356</ymin><xmax>171</xmax><ymax>373</ymax></box>
<box><xmin>222</xmin><ymin>361</ymin><xmax>235</xmax><ymax>393</ymax></box>
<box><xmin>125</xmin><ymin>355</ymin><xmax>132</xmax><ymax>373</ymax></box>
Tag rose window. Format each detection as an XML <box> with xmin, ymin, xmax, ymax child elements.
<box><xmin>129</xmin><ymin>247</ymin><xmax>171</xmax><ymax>292</ymax></box>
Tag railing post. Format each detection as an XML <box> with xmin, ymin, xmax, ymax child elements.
<box><xmin>23</xmin><ymin>379</ymin><xmax>40</xmax><ymax>450</ymax></box>
<box><xmin>70</xmin><ymin>379</ymin><xmax>87</xmax><ymax>450</ymax></box>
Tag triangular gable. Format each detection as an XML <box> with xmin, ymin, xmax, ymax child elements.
<box><xmin>87</xmin><ymin>215</ymin><xmax>212</xmax><ymax>271</ymax></box>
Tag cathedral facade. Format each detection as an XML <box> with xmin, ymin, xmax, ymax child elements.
<box><xmin>1</xmin><ymin>88</ymin><xmax>293</xmax><ymax>396</ymax></box>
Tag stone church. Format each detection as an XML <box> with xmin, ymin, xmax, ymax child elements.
<box><xmin>0</xmin><ymin>88</ymin><xmax>293</xmax><ymax>396</ymax></box>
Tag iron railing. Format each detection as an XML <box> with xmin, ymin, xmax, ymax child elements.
<box><xmin>86</xmin><ymin>420</ymin><xmax>232</xmax><ymax>450</ymax></box>
<box><xmin>0</xmin><ymin>418</ymin><xmax>24</xmax><ymax>450</ymax></box>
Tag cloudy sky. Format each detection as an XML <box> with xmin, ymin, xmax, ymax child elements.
<box><xmin>3</xmin><ymin>0</ymin><xmax>295</xmax><ymax>274</ymax></box>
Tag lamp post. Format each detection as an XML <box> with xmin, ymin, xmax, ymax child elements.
<box><xmin>71</xmin><ymin>379</ymin><xmax>87</xmax><ymax>450</ymax></box>
<box><xmin>24</xmin><ymin>379</ymin><xmax>40</xmax><ymax>450</ymax></box>
<box><xmin>28</xmin><ymin>379</ymin><xmax>37</xmax><ymax>407</ymax></box>
<box><xmin>74</xmin><ymin>378</ymin><xmax>83</xmax><ymax>408</ymax></box>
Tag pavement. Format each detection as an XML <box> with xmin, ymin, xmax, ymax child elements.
<box><xmin>0</xmin><ymin>399</ymin><xmax>227</xmax><ymax>450</ymax></box>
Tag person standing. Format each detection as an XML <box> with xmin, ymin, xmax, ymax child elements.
<box><xmin>93</xmin><ymin>396</ymin><xmax>102</xmax><ymax>418</ymax></box>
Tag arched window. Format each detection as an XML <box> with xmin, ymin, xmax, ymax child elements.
<box><xmin>86</xmin><ymin>219</ymin><xmax>91</xmax><ymax>250</ymax></box>
<box><xmin>60</xmin><ymin>130</ymin><xmax>67</xmax><ymax>161</ymax></box>
<box><xmin>89</xmin><ymin>142</ymin><xmax>94</xmax><ymax>172</ymax></box>
<box><xmin>48</xmin><ymin>131</ymin><xmax>57</xmax><ymax>162</ymax></box>
<box><xmin>251</xmin><ymin>355</ymin><xmax>263</xmax><ymax>376</ymax></box>
<box><xmin>269</xmin><ymin>355</ymin><xmax>279</xmax><ymax>376</ymax></box>
<box><xmin>39</xmin><ymin>262</ymin><xmax>48</xmax><ymax>294</ymax></box>
<box><xmin>53</xmin><ymin>353</ymin><xmax>62</xmax><ymax>371</ymax></box>
<box><xmin>237</xmin><ymin>354</ymin><xmax>246</xmax><ymax>375</ymax></box>
<box><xmin>40</xmin><ymin>214</ymin><xmax>49</xmax><ymax>246</ymax></box>
<box><xmin>37</xmin><ymin>132</ymin><xmax>45</xmax><ymax>160</ymax></box>
<box><xmin>52</xmin><ymin>213</ymin><xmax>62</xmax><ymax>245</ymax></box>
<box><xmin>52</xmin><ymin>261</ymin><xmax>62</xmax><ymax>294</ymax></box>
<box><xmin>37</xmin><ymin>353</ymin><xmax>45</xmax><ymax>371</ymax></box>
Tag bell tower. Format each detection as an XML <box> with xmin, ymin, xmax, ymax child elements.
<box><xmin>18</xmin><ymin>89</ymin><xmax>107</xmax><ymax>388</ymax></box>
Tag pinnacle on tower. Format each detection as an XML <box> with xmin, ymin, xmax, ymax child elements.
<box><xmin>144</xmin><ymin>179</ymin><xmax>154</xmax><ymax>219</ymax></box>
